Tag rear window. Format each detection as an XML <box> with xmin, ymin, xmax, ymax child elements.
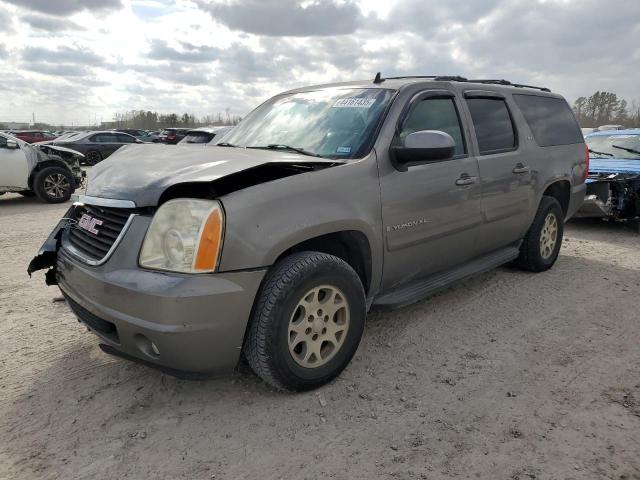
<box><xmin>466</xmin><ymin>98</ymin><xmax>516</xmax><ymax>154</ymax></box>
<box><xmin>513</xmin><ymin>94</ymin><xmax>583</xmax><ymax>147</ymax></box>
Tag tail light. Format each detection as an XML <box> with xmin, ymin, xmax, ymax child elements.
<box><xmin>583</xmin><ymin>144</ymin><xmax>590</xmax><ymax>181</ymax></box>
<box><xmin>168</xmin><ymin>132</ymin><xmax>176</xmax><ymax>140</ymax></box>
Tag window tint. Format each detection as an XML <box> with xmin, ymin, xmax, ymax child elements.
<box><xmin>513</xmin><ymin>94</ymin><xmax>583</xmax><ymax>147</ymax></box>
<box><xmin>466</xmin><ymin>98</ymin><xmax>516</xmax><ymax>154</ymax></box>
<box><xmin>117</xmin><ymin>134</ymin><xmax>135</xmax><ymax>143</ymax></box>
<box><xmin>89</xmin><ymin>134</ymin><xmax>102</xmax><ymax>142</ymax></box>
<box><xmin>401</xmin><ymin>97</ymin><xmax>466</xmax><ymax>156</ymax></box>
<box><xmin>0</xmin><ymin>136</ymin><xmax>7</xmax><ymax>147</ymax></box>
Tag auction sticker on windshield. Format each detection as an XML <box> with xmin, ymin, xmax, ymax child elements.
<box><xmin>333</xmin><ymin>98</ymin><xmax>376</xmax><ymax>108</ymax></box>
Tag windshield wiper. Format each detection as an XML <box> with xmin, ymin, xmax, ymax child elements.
<box><xmin>248</xmin><ymin>144</ymin><xmax>322</xmax><ymax>158</ymax></box>
<box><xmin>588</xmin><ymin>148</ymin><xmax>614</xmax><ymax>157</ymax></box>
<box><xmin>612</xmin><ymin>144</ymin><xmax>640</xmax><ymax>156</ymax></box>
<box><xmin>216</xmin><ymin>142</ymin><xmax>237</xmax><ymax>147</ymax></box>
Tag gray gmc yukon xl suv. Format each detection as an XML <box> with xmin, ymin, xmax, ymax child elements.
<box><xmin>29</xmin><ymin>75</ymin><xmax>587</xmax><ymax>391</ymax></box>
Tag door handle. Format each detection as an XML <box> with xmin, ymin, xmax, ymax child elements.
<box><xmin>455</xmin><ymin>174</ymin><xmax>477</xmax><ymax>186</ymax></box>
<box><xmin>512</xmin><ymin>164</ymin><xmax>530</xmax><ymax>174</ymax></box>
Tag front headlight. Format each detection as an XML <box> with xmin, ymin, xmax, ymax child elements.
<box><xmin>139</xmin><ymin>198</ymin><xmax>224</xmax><ymax>273</ymax></box>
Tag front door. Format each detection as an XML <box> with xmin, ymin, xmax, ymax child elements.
<box><xmin>0</xmin><ymin>137</ymin><xmax>30</xmax><ymax>189</ymax></box>
<box><xmin>378</xmin><ymin>91</ymin><xmax>483</xmax><ymax>291</ymax></box>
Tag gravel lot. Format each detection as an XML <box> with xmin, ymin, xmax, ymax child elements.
<box><xmin>1</xmin><ymin>193</ymin><xmax>639</xmax><ymax>480</ymax></box>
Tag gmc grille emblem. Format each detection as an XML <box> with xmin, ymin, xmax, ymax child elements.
<box><xmin>78</xmin><ymin>213</ymin><xmax>103</xmax><ymax>235</ymax></box>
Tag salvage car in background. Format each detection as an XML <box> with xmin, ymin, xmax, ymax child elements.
<box><xmin>50</xmin><ymin>130</ymin><xmax>145</xmax><ymax>165</ymax></box>
<box><xmin>577</xmin><ymin>129</ymin><xmax>640</xmax><ymax>226</ymax></box>
<box><xmin>158</xmin><ymin>128</ymin><xmax>190</xmax><ymax>144</ymax></box>
<box><xmin>0</xmin><ymin>132</ymin><xmax>84</xmax><ymax>203</ymax></box>
<box><xmin>13</xmin><ymin>130</ymin><xmax>58</xmax><ymax>144</ymax></box>
<box><xmin>178</xmin><ymin>126</ymin><xmax>234</xmax><ymax>144</ymax></box>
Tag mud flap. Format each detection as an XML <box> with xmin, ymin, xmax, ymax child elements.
<box><xmin>27</xmin><ymin>208</ymin><xmax>75</xmax><ymax>284</ymax></box>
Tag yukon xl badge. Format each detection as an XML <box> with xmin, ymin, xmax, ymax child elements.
<box><xmin>78</xmin><ymin>213</ymin><xmax>103</xmax><ymax>235</ymax></box>
<box><xmin>386</xmin><ymin>218</ymin><xmax>430</xmax><ymax>232</ymax></box>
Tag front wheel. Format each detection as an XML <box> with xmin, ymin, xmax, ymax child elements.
<box><xmin>516</xmin><ymin>196</ymin><xmax>564</xmax><ymax>272</ymax></box>
<box><xmin>33</xmin><ymin>166</ymin><xmax>75</xmax><ymax>203</ymax></box>
<box><xmin>244</xmin><ymin>252</ymin><xmax>366</xmax><ymax>391</ymax></box>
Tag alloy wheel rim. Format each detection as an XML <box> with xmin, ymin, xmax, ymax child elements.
<box><xmin>540</xmin><ymin>212</ymin><xmax>558</xmax><ymax>260</ymax></box>
<box><xmin>287</xmin><ymin>285</ymin><xmax>350</xmax><ymax>368</ymax></box>
<box><xmin>43</xmin><ymin>173</ymin><xmax>70</xmax><ymax>199</ymax></box>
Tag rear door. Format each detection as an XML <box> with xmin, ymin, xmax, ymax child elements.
<box><xmin>379</xmin><ymin>90</ymin><xmax>483</xmax><ymax>289</ymax></box>
<box><xmin>463</xmin><ymin>92</ymin><xmax>533</xmax><ymax>250</ymax></box>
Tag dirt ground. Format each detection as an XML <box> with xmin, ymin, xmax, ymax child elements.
<box><xmin>1</xmin><ymin>192</ymin><xmax>639</xmax><ymax>480</ymax></box>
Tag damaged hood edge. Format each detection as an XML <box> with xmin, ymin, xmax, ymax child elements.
<box><xmin>86</xmin><ymin>144</ymin><xmax>343</xmax><ymax>207</ymax></box>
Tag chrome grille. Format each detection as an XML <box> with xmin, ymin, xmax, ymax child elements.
<box><xmin>66</xmin><ymin>204</ymin><xmax>134</xmax><ymax>263</ymax></box>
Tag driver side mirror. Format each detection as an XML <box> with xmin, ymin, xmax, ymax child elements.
<box><xmin>6</xmin><ymin>139</ymin><xmax>19</xmax><ymax>149</ymax></box>
<box><xmin>391</xmin><ymin>130</ymin><xmax>456</xmax><ymax>171</ymax></box>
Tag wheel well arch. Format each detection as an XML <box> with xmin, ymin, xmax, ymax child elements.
<box><xmin>28</xmin><ymin>159</ymin><xmax>73</xmax><ymax>189</ymax></box>
<box><xmin>542</xmin><ymin>180</ymin><xmax>570</xmax><ymax>219</ymax></box>
<box><xmin>274</xmin><ymin>230</ymin><xmax>373</xmax><ymax>294</ymax></box>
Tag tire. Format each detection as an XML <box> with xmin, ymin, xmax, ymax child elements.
<box><xmin>85</xmin><ymin>150</ymin><xmax>102</xmax><ymax>166</ymax></box>
<box><xmin>245</xmin><ymin>252</ymin><xmax>366</xmax><ymax>391</ymax></box>
<box><xmin>516</xmin><ymin>196</ymin><xmax>564</xmax><ymax>272</ymax></box>
<box><xmin>18</xmin><ymin>191</ymin><xmax>36</xmax><ymax>197</ymax></box>
<box><xmin>33</xmin><ymin>166</ymin><xmax>75</xmax><ymax>203</ymax></box>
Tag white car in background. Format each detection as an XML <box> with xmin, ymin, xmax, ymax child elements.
<box><xmin>0</xmin><ymin>132</ymin><xmax>85</xmax><ymax>203</ymax></box>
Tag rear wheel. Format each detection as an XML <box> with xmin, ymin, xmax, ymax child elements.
<box><xmin>33</xmin><ymin>166</ymin><xmax>75</xmax><ymax>203</ymax></box>
<box><xmin>85</xmin><ymin>150</ymin><xmax>102</xmax><ymax>166</ymax></box>
<box><xmin>244</xmin><ymin>252</ymin><xmax>366</xmax><ymax>391</ymax></box>
<box><xmin>516</xmin><ymin>196</ymin><xmax>564</xmax><ymax>272</ymax></box>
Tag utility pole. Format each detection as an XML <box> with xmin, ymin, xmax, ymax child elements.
<box><xmin>32</xmin><ymin>112</ymin><xmax>35</xmax><ymax>126</ymax></box>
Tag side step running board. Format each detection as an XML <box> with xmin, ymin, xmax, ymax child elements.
<box><xmin>373</xmin><ymin>246</ymin><xmax>520</xmax><ymax>309</ymax></box>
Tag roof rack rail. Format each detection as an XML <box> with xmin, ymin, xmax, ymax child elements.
<box><xmin>466</xmin><ymin>79</ymin><xmax>551</xmax><ymax>92</ymax></box>
<box><xmin>371</xmin><ymin>73</ymin><xmax>550</xmax><ymax>92</ymax></box>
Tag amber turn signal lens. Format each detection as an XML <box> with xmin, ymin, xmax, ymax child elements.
<box><xmin>194</xmin><ymin>208</ymin><xmax>223</xmax><ymax>271</ymax></box>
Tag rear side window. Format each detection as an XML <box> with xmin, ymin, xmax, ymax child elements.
<box><xmin>513</xmin><ymin>94</ymin><xmax>583</xmax><ymax>146</ymax></box>
<box><xmin>401</xmin><ymin>97</ymin><xmax>466</xmax><ymax>156</ymax></box>
<box><xmin>117</xmin><ymin>134</ymin><xmax>135</xmax><ymax>143</ymax></box>
<box><xmin>466</xmin><ymin>98</ymin><xmax>516</xmax><ymax>154</ymax></box>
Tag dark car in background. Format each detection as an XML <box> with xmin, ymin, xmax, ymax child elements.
<box><xmin>51</xmin><ymin>131</ymin><xmax>144</xmax><ymax>165</ymax></box>
<box><xmin>13</xmin><ymin>131</ymin><xmax>58</xmax><ymax>144</ymax></box>
<box><xmin>114</xmin><ymin>129</ymin><xmax>157</xmax><ymax>142</ymax></box>
<box><xmin>158</xmin><ymin>128</ymin><xmax>190</xmax><ymax>144</ymax></box>
<box><xmin>178</xmin><ymin>126</ymin><xmax>234</xmax><ymax>145</ymax></box>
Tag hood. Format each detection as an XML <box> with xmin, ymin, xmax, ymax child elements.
<box><xmin>87</xmin><ymin>144</ymin><xmax>341</xmax><ymax>206</ymax></box>
<box><xmin>589</xmin><ymin>158</ymin><xmax>640</xmax><ymax>175</ymax></box>
<box><xmin>38</xmin><ymin>144</ymin><xmax>85</xmax><ymax>157</ymax></box>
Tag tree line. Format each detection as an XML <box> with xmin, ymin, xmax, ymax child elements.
<box><xmin>573</xmin><ymin>92</ymin><xmax>640</xmax><ymax>128</ymax></box>
<box><xmin>109</xmin><ymin>109</ymin><xmax>243</xmax><ymax>130</ymax></box>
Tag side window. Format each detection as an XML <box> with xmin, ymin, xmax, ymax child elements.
<box><xmin>117</xmin><ymin>134</ymin><xmax>135</xmax><ymax>143</ymax></box>
<box><xmin>400</xmin><ymin>97</ymin><xmax>466</xmax><ymax>156</ymax></box>
<box><xmin>466</xmin><ymin>98</ymin><xmax>516</xmax><ymax>154</ymax></box>
<box><xmin>89</xmin><ymin>134</ymin><xmax>103</xmax><ymax>143</ymax></box>
<box><xmin>512</xmin><ymin>94</ymin><xmax>583</xmax><ymax>147</ymax></box>
<box><xmin>101</xmin><ymin>133</ymin><xmax>117</xmax><ymax>143</ymax></box>
<box><xmin>0</xmin><ymin>136</ymin><xmax>7</xmax><ymax>148</ymax></box>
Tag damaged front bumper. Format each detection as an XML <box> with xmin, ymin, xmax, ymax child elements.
<box><xmin>27</xmin><ymin>206</ymin><xmax>75</xmax><ymax>284</ymax></box>
<box><xmin>28</xmin><ymin>206</ymin><xmax>266</xmax><ymax>375</ymax></box>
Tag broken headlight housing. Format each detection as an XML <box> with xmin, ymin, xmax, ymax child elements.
<box><xmin>139</xmin><ymin>198</ymin><xmax>224</xmax><ymax>273</ymax></box>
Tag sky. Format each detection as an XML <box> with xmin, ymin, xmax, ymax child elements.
<box><xmin>0</xmin><ymin>0</ymin><xmax>638</xmax><ymax>126</ymax></box>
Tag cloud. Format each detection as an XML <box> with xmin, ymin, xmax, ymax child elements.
<box><xmin>196</xmin><ymin>0</ymin><xmax>365</xmax><ymax>36</ymax></box>
<box><xmin>22</xmin><ymin>45</ymin><xmax>105</xmax><ymax>67</ymax></box>
<box><xmin>21</xmin><ymin>13</ymin><xmax>84</xmax><ymax>31</ymax></box>
<box><xmin>3</xmin><ymin>0</ymin><xmax>123</xmax><ymax>16</ymax></box>
<box><xmin>148</xmin><ymin>39</ymin><xmax>220</xmax><ymax>63</ymax></box>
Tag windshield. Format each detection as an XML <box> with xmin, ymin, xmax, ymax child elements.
<box><xmin>587</xmin><ymin>134</ymin><xmax>640</xmax><ymax>159</ymax></box>
<box><xmin>220</xmin><ymin>88</ymin><xmax>394</xmax><ymax>158</ymax></box>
